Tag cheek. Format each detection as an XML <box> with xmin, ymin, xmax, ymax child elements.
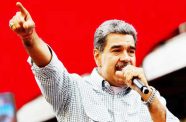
<box><xmin>105</xmin><ymin>58</ymin><xmax>118</xmax><ymax>71</ymax></box>
<box><xmin>131</xmin><ymin>57</ymin><xmax>136</xmax><ymax>65</ymax></box>
<box><xmin>101</xmin><ymin>54</ymin><xmax>119</xmax><ymax>70</ymax></box>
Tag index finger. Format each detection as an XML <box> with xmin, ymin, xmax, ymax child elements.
<box><xmin>16</xmin><ymin>2</ymin><xmax>29</xmax><ymax>16</ymax></box>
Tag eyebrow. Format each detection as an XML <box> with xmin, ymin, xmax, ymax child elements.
<box><xmin>110</xmin><ymin>45</ymin><xmax>122</xmax><ymax>49</ymax></box>
<box><xmin>110</xmin><ymin>45</ymin><xmax>136</xmax><ymax>50</ymax></box>
<box><xmin>129</xmin><ymin>46</ymin><xmax>136</xmax><ymax>50</ymax></box>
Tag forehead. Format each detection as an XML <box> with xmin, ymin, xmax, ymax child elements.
<box><xmin>105</xmin><ymin>33</ymin><xmax>135</xmax><ymax>48</ymax></box>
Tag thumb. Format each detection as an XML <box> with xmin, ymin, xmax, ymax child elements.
<box><xmin>115</xmin><ymin>71</ymin><xmax>124</xmax><ymax>80</ymax></box>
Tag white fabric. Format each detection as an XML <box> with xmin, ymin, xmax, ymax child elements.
<box><xmin>28</xmin><ymin>49</ymin><xmax>179</xmax><ymax>122</ymax></box>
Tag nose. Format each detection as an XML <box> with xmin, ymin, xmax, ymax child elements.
<box><xmin>119</xmin><ymin>51</ymin><xmax>131</xmax><ymax>63</ymax></box>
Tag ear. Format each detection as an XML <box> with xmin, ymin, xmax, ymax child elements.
<box><xmin>93</xmin><ymin>49</ymin><xmax>102</xmax><ymax>67</ymax></box>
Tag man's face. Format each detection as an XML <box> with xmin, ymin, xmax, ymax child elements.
<box><xmin>94</xmin><ymin>33</ymin><xmax>136</xmax><ymax>87</ymax></box>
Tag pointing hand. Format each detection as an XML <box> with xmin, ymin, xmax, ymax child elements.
<box><xmin>9</xmin><ymin>2</ymin><xmax>35</xmax><ymax>38</ymax></box>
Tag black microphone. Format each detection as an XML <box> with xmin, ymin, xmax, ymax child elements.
<box><xmin>132</xmin><ymin>78</ymin><xmax>149</xmax><ymax>94</ymax></box>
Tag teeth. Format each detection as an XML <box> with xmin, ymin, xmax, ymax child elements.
<box><xmin>116</xmin><ymin>64</ymin><xmax>124</xmax><ymax>71</ymax></box>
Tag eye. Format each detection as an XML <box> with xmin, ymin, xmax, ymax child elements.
<box><xmin>129</xmin><ymin>50</ymin><xmax>135</xmax><ymax>53</ymax></box>
<box><xmin>128</xmin><ymin>49</ymin><xmax>135</xmax><ymax>56</ymax></box>
<box><xmin>113</xmin><ymin>49</ymin><xmax>121</xmax><ymax>52</ymax></box>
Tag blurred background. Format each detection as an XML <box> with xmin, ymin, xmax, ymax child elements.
<box><xmin>0</xmin><ymin>0</ymin><xmax>186</xmax><ymax>121</ymax></box>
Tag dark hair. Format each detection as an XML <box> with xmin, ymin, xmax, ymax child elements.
<box><xmin>94</xmin><ymin>19</ymin><xmax>137</xmax><ymax>52</ymax></box>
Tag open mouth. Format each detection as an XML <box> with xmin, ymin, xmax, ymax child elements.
<box><xmin>115</xmin><ymin>63</ymin><xmax>128</xmax><ymax>71</ymax></box>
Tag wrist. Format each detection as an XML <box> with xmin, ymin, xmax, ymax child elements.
<box><xmin>141</xmin><ymin>86</ymin><xmax>157</xmax><ymax>106</ymax></box>
<box><xmin>21</xmin><ymin>29</ymin><xmax>36</xmax><ymax>47</ymax></box>
<box><xmin>21</xmin><ymin>29</ymin><xmax>34</xmax><ymax>40</ymax></box>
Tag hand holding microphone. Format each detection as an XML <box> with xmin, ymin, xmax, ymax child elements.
<box><xmin>132</xmin><ymin>78</ymin><xmax>149</xmax><ymax>94</ymax></box>
<box><xmin>116</xmin><ymin>65</ymin><xmax>149</xmax><ymax>94</ymax></box>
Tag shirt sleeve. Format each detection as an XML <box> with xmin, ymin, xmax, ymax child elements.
<box><xmin>27</xmin><ymin>47</ymin><xmax>78</xmax><ymax>115</ymax></box>
<box><xmin>156</xmin><ymin>91</ymin><xmax>180</xmax><ymax>122</ymax></box>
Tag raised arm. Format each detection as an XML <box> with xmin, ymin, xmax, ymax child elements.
<box><xmin>9</xmin><ymin>2</ymin><xmax>51</xmax><ymax>67</ymax></box>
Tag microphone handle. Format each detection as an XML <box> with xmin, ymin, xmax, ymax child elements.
<box><xmin>132</xmin><ymin>78</ymin><xmax>149</xmax><ymax>94</ymax></box>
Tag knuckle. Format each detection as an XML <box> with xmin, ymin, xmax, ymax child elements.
<box><xmin>16</xmin><ymin>11</ymin><xmax>21</xmax><ymax>16</ymax></box>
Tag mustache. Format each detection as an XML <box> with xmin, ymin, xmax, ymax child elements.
<box><xmin>115</xmin><ymin>62</ymin><xmax>130</xmax><ymax>71</ymax></box>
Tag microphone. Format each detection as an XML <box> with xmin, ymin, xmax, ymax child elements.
<box><xmin>132</xmin><ymin>78</ymin><xmax>149</xmax><ymax>94</ymax></box>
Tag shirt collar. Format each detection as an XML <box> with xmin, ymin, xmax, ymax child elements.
<box><xmin>90</xmin><ymin>68</ymin><xmax>104</xmax><ymax>90</ymax></box>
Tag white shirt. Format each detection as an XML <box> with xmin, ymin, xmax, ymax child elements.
<box><xmin>28</xmin><ymin>49</ymin><xmax>179</xmax><ymax>122</ymax></box>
